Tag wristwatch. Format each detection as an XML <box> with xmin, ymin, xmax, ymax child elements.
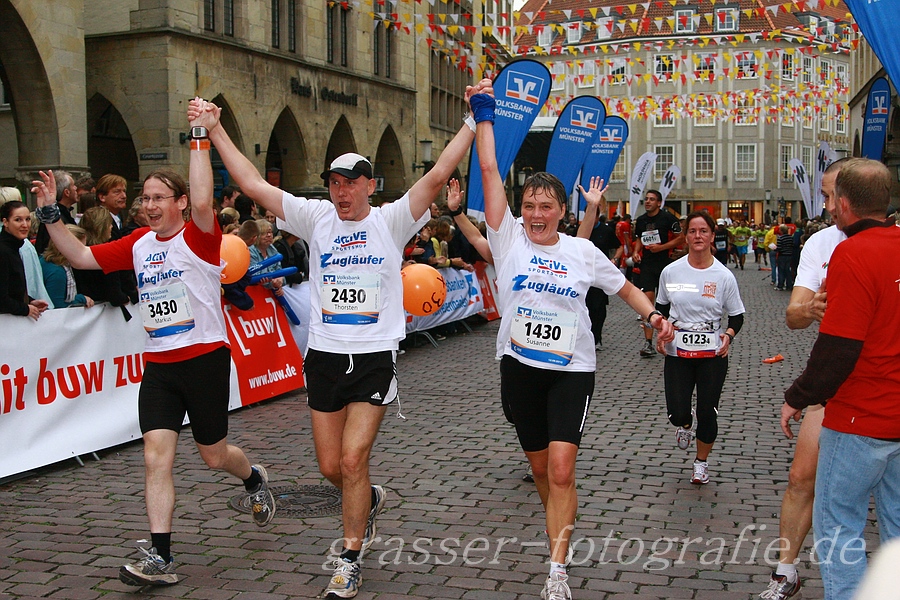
<box><xmin>191</xmin><ymin>126</ymin><xmax>208</xmax><ymax>139</ymax></box>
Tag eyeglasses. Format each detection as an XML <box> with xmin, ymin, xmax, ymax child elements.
<box><xmin>136</xmin><ymin>194</ymin><xmax>176</xmax><ymax>205</ymax></box>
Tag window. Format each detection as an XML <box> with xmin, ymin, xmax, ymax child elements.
<box><xmin>802</xmin><ymin>104</ymin><xmax>814</xmax><ymax>129</ymax></box>
<box><xmin>655</xmin><ymin>54</ymin><xmax>675</xmax><ymax>81</ymax></box>
<box><xmin>596</xmin><ymin>17</ymin><xmax>614</xmax><ymax>40</ymax></box>
<box><xmin>781</xmin><ymin>52</ymin><xmax>794</xmax><ymax>81</ymax></box>
<box><xmin>610</xmin><ymin>150</ymin><xmax>627</xmax><ymax>183</ymax></box>
<box><xmin>819</xmin><ymin>58</ymin><xmax>832</xmax><ymax>86</ymax></box>
<box><xmin>780</xmin><ymin>144</ymin><xmax>794</xmax><ymax>182</ymax></box>
<box><xmin>715</xmin><ymin>7</ymin><xmax>738</xmax><ymax>32</ymax></box>
<box><xmin>655</xmin><ymin>109</ymin><xmax>674</xmax><ymax>128</ymax></box>
<box><xmin>566</xmin><ymin>21</ymin><xmax>582</xmax><ymax>44</ymax></box>
<box><xmin>675</xmin><ymin>9</ymin><xmax>695</xmax><ymax>34</ymax></box>
<box><xmin>806</xmin><ymin>15</ymin><xmax>819</xmax><ymax>38</ymax></box>
<box><xmin>836</xmin><ymin>103</ymin><xmax>847</xmax><ymax>134</ymax></box>
<box><xmin>835</xmin><ymin>63</ymin><xmax>847</xmax><ymax>89</ymax></box>
<box><xmin>551</xmin><ymin>62</ymin><xmax>565</xmax><ymax>91</ymax></box>
<box><xmin>735</xmin><ymin>144</ymin><xmax>757</xmax><ymax>181</ymax></box>
<box><xmin>272</xmin><ymin>0</ymin><xmax>280</xmax><ymax>48</ymax></box>
<box><xmin>736</xmin><ymin>52</ymin><xmax>758</xmax><ymax>79</ymax></box>
<box><xmin>655</xmin><ymin>146</ymin><xmax>675</xmax><ymax>180</ymax></box>
<box><xmin>694</xmin><ymin>52</ymin><xmax>717</xmax><ymax>79</ymax></box>
<box><xmin>0</xmin><ymin>80</ymin><xmax>8</xmax><ymax>107</ymax></box>
<box><xmin>781</xmin><ymin>97</ymin><xmax>794</xmax><ymax>127</ymax></box>
<box><xmin>374</xmin><ymin>20</ymin><xmax>393</xmax><ymax>78</ymax></box>
<box><xmin>327</xmin><ymin>2</ymin><xmax>349</xmax><ymax>66</ymax></box>
<box><xmin>694</xmin><ymin>95</ymin><xmax>716</xmax><ymax>126</ymax></box>
<box><xmin>430</xmin><ymin>52</ymin><xmax>467</xmax><ymax>130</ymax></box>
<box><xmin>819</xmin><ymin>104</ymin><xmax>830</xmax><ymax>133</ymax></box>
<box><xmin>204</xmin><ymin>0</ymin><xmax>215</xmax><ymax>31</ymax></box>
<box><xmin>734</xmin><ymin>96</ymin><xmax>757</xmax><ymax>125</ymax></box>
<box><xmin>224</xmin><ymin>0</ymin><xmax>234</xmax><ymax>36</ymax></box>
<box><xmin>694</xmin><ymin>145</ymin><xmax>715</xmax><ymax>182</ymax></box>
<box><xmin>802</xmin><ymin>146</ymin><xmax>814</xmax><ymax>180</ymax></box>
<box><xmin>608</xmin><ymin>57</ymin><xmax>628</xmax><ymax>85</ymax></box>
<box><xmin>536</xmin><ymin>26</ymin><xmax>553</xmax><ymax>47</ymax></box>
<box><xmin>802</xmin><ymin>56</ymin><xmax>814</xmax><ymax>85</ymax></box>
<box><xmin>578</xmin><ymin>60</ymin><xmax>595</xmax><ymax>88</ymax></box>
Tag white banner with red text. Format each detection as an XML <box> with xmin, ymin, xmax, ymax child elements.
<box><xmin>0</xmin><ymin>285</ymin><xmax>304</xmax><ymax>480</ymax></box>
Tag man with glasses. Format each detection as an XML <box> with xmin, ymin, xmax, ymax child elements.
<box><xmin>30</xmin><ymin>117</ymin><xmax>276</xmax><ymax>587</ymax></box>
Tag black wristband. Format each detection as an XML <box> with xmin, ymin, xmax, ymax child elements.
<box><xmin>725</xmin><ymin>332</ymin><xmax>734</xmax><ymax>342</ymax></box>
<box><xmin>36</xmin><ymin>204</ymin><xmax>61</xmax><ymax>224</ymax></box>
<box><xmin>647</xmin><ymin>310</ymin><xmax>663</xmax><ymax>325</ymax></box>
<box><xmin>448</xmin><ymin>207</ymin><xmax>464</xmax><ymax>217</ymax></box>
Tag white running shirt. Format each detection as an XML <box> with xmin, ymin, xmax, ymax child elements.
<box><xmin>794</xmin><ymin>225</ymin><xmax>846</xmax><ymax>292</ymax></box>
<box><xmin>488</xmin><ymin>209</ymin><xmax>626</xmax><ymax>372</ymax></box>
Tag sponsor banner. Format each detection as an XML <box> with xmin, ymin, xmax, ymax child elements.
<box><xmin>223</xmin><ymin>285</ymin><xmax>305</xmax><ymax>405</ymax></box>
<box><xmin>406</xmin><ymin>267</ymin><xmax>484</xmax><ymax>332</ymax></box>
<box><xmin>861</xmin><ymin>77</ymin><xmax>892</xmax><ymax>161</ymax></box>
<box><xmin>546</xmin><ymin>95</ymin><xmax>606</xmax><ymax>215</ymax></box>
<box><xmin>844</xmin><ymin>1</ymin><xmax>899</xmax><ymax>119</ymax></box>
<box><xmin>789</xmin><ymin>158</ymin><xmax>812</xmax><ymax>219</ymax></box>
<box><xmin>659</xmin><ymin>165</ymin><xmax>681</xmax><ymax>205</ymax></box>
<box><xmin>466</xmin><ymin>59</ymin><xmax>551</xmax><ymax>219</ymax></box>
<box><xmin>629</xmin><ymin>151</ymin><xmax>657</xmax><ymax>217</ymax></box>
<box><xmin>813</xmin><ymin>141</ymin><xmax>836</xmax><ymax>218</ymax></box>
<box><xmin>579</xmin><ymin>115</ymin><xmax>628</xmax><ymax>215</ymax></box>
<box><xmin>474</xmin><ymin>261</ymin><xmax>501</xmax><ymax>321</ymax></box>
<box><xmin>1</xmin><ymin>293</ymin><xmax>305</xmax><ymax>479</ymax></box>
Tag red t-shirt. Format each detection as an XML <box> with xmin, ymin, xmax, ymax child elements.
<box><xmin>820</xmin><ymin>224</ymin><xmax>900</xmax><ymax>438</ymax></box>
<box><xmin>91</xmin><ymin>221</ymin><xmax>226</xmax><ymax>363</ymax></box>
<box><xmin>615</xmin><ymin>220</ymin><xmax>632</xmax><ymax>255</ymax></box>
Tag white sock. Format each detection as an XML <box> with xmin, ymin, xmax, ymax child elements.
<box><xmin>775</xmin><ymin>562</ymin><xmax>798</xmax><ymax>582</ymax></box>
<box><xmin>550</xmin><ymin>562</ymin><xmax>566</xmax><ymax>578</ymax></box>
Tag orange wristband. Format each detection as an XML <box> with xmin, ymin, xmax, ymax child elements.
<box><xmin>190</xmin><ymin>138</ymin><xmax>210</xmax><ymax>151</ymax></box>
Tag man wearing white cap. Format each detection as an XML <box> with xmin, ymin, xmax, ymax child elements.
<box><xmin>188</xmin><ymin>79</ymin><xmax>491</xmax><ymax>599</ymax></box>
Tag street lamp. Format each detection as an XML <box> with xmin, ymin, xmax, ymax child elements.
<box><xmin>517</xmin><ymin>166</ymin><xmax>533</xmax><ymax>187</ymax></box>
<box><xmin>412</xmin><ymin>140</ymin><xmax>433</xmax><ymax>171</ymax></box>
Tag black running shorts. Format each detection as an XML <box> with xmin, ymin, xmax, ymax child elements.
<box><xmin>138</xmin><ymin>345</ymin><xmax>231</xmax><ymax>446</ymax></box>
<box><xmin>304</xmin><ymin>348</ymin><xmax>398</xmax><ymax>413</ymax></box>
<box><xmin>499</xmin><ymin>355</ymin><xmax>594</xmax><ymax>452</ymax></box>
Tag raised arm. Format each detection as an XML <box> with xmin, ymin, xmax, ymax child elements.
<box><xmin>407</xmin><ymin>79</ymin><xmax>493</xmax><ymax>221</ymax></box>
<box><xmin>189</xmin><ymin>98</ymin><xmax>285</xmax><ymax>219</ymax></box>
<box><xmin>575</xmin><ymin>177</ymin><xmax>608</xmax><ymax>239</ymax></box>
<box><xmin>471</xmin><ymin>93</ymin><xmax>507</xmax><ymax>231</ymax></box>
<box><xmin>446</xmin><ymin>178</ymin><xmax>492</xmax><ymax>264</ymax></box>
<box><xmin>31</xmin><ymin>171</ymin><xmax>100</xmax><ymax>270</ymax></box>
<box><xmin>188</xmin><ymin>105</ymin><xmax>216</xmax><ymax>234</ymax></box>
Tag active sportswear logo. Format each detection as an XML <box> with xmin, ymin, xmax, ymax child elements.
<box><xmin>143</xmin><ymin>251</ymin><xmax>167</xmax><ymax>267</ymax></box>
<box><xmin>529</xmin><ymin>256</ymin><xmax>568</xmax><ymax>276</ymax></box>
<box><xmin>333</xmin><ymin>231</ymin><xmax>367</xmax><ymax>249</ymax></box>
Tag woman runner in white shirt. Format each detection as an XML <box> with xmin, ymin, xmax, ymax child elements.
<box><xmin>655</xmin><ymin>211</ymin><xmax>745</xmax><ymax>485</ymax></box>
<box><xmin>471</xmin><ymin>91</ymin><xmax>674</xmax><ymax>600</ymax></box>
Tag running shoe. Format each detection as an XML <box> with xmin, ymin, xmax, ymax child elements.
<box><xmin>324</xmin><ymin>558</ymin><xmax>361</xmax><ymax>598</ymax></box>
<box><xmin>248</xmin><ymin>465</ymin><xmax>276</xmax><ymax>526</ymax></box>
<box><xmin>759</xmin><ymin>572</ymin><xmax>802</xmax><ymax>599</ymax></box>
<box><xmin>118</xmin><ymin>546</ymin><xmax>178</xmax><ymax>586</ymax></box>
<box><xmin>675</xmin><ymin>427</ymin><xmax>692</xmax><ymax>451</ymax></box>
<box><xmin>691</xmin><ymin>460</ymin><xmax>710</xmax><ymax>485</ymax></box>
<box><xmin>361</xmin><ymin>485</ymin><xmax>387</xmax><ymax>553</ymax></box>
<box><xmin>639</xmin><ymin>342</ymin><xmax>655</xmax><ymax>358</ymax></box>
<box><xmin>541</xmin><ymin>571</ymin><xmax>572</xmax><ymax>600</ymax></box>
<box><xmin>523</xmin><ymin>465</ymin><xmax>535</xmax><ymax>482</ymax></box>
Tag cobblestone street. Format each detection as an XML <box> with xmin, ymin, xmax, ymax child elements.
<box><xmin>3</xmin><ymin>262</ymin><xmax>870</xmax><ymax>599</ymax></box>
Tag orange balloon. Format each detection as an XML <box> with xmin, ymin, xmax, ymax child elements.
<box><xmin>402</xmin><ymin>263</ymin><xmax>447</xmax><ymax>316</ymax></box>
<box><xmin>220</xmin><ymin>233</ymin><xmax>251</xmax><ymax>284</ymax></box>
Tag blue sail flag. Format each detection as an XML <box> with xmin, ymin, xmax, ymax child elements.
<box><xmin>466</xmin><ymin>59</ymin><xmax>551</xmax><ymax>219</ymax></box>
<box><xmin>578</xmin><ymin>115</ymin><xmax>628</xmax><ymax>213</ymax></box>
<box><xmin>845</xmin><ymin>1</ymin><xmax>900</xmax><ymax>104</ymax></box>
<box><xmin>861</xmin><ymin>77</ymin><xmax>891</xmax><ymax>161</ymax></box>
<box><xmin>546</xmin><ymin>96</ymin><xmax>606</xmax><ymax>211</ymax></box>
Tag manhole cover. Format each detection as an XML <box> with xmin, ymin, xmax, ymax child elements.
<box><xmin>229</xmin><ymin>485</ymin><xmax>342</xmax><ymax>518</ymax></box>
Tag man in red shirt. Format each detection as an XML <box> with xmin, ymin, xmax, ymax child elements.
<box><xmin>782</xmin><ymin>158</ymin><xmax>900</xmax><ymax>600</ymax></box>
